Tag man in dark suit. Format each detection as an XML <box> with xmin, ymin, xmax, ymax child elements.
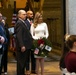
<box><xmin>14</xmin><ymin>10</ymin><xmax>33</xmax><ymax>75</ymax></box>
<box><xmin>0</xmin><ymin>13</ymin><xmax>7</xmax><ymax>75</ymax></box>
<box><xmin>1</xmin><ymin>18</ymin><xmax>10</xmax><ymax>75</ymax></box>
<box><xmin>25</xmin><ymin>10</ymin><xmax>36</xmax><ymax>74</ymax></box>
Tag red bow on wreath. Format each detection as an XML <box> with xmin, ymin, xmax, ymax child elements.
<box><xmin>38</xmin><ymin>39</ymin><xmax>44</xmax><ymax>46</ymax></box>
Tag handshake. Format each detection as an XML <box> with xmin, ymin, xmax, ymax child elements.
<box><xmin>0</xmin><ymin>36</ymin><xmax>5</xmax><ymax>44</ymax></box>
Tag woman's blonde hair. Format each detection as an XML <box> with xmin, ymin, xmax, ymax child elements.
<box><xmin>33</xmin><ymin>12</ymin><xmax>43</xmax><ymax>28</ymax></box>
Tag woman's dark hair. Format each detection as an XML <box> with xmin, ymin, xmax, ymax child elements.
<box><xmin>59</xmin><ymin>35</ymin><xmax>76</xmax><ymax>70</ymax></box>
<box><xmin>59</xmin><ymin>41</ymin><xmax>70</xmax><ymax>70</ymax></box>
<box><xmin>59</xmin><ymin>34</ymin><xmax>70</xmax><ymax>70</ymax></box>
<box><xmin>66</xmin><ymin>35</ymin><xmax>76</xmax><ymax>49</ymax></box>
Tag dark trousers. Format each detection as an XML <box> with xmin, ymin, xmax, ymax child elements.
<box><xmin>31</xmin><ymin>51</ymin><xmax>36</xmax><ymax>71</ymax></box>
<box><xmin>0</xmin><ymin>47</ymin><xmax>4</xmax><ymax>75</ymax></box>
<box><xmin>0</xmin><ymin>54</ymin><xmax>3</xmax><ymax>75</ymax></box>
<box><xmin>17</xmin><ymin>49</ymin><xmax>30</xmax><ymax>75</ymax></box>
<box><xmin>25</xmin><ymin>51</ymin><xmax>30</xmax><ymax>71</ymax></box>
<box><xmin>25</xmin><ymin>50</ymin><xmax>36</xmax><ymax>72</ymax></box>
<box><xmin>0</xmin><ymin>50</ymin><xmax>7</xmax><ymax>75</ymax></box>
<box><xmin>2</xmin><ymin>49</ymin><xmax>8</xmax><ymax>72</ymax></box>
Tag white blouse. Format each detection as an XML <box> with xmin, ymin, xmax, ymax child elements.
<box><xmin>30</xmin><ymin>22</ymin><xmax>49</xmax><ymax>40</ymax></box>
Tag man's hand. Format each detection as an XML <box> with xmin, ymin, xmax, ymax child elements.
<box><xmin>21</xmin><ymin>46</ymin><xmax>26</xmax><ymax>52</ymax></box>
<box><xmin>0</xmin><ymin>36</ymin><xmax>5</xmax><ymax>44</ymax></box>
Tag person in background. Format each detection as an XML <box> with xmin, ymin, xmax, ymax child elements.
<box><xmin>25</xmin><ymin>10</ymin><xmax>36</xmax><ymax>75</ymax></box>
<box><xmin>0</xmin><ymin>13</ymin><xmax>7</xmax><ymax>75</ymax></box>
<box><xmin>30</xmin><ymin>12</ymin><xmax>49</xmax><ymax>75</ymax></box>
<box><xmin>1</xmin><ymin>17</ymin><xmax>10</xmax><ymax>75</ymax></box>
<box><xmin>14</xmin><ymin>10</ymin><xmax>33</xmax><ymax>75</ymax></box>
<box><xmin>65</xmin><ymin>35</ymin><xmax>76</xmax><ymax>73</ymax></box>
<box><xmin>59</xmin><ymin>34</ymin><xmax>70</xmax><ymax>75</ymax></box>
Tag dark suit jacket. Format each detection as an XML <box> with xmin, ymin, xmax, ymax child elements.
<box><xmin>0</xmin><ymin>22</ymin><xmax>7</xmax><ymax>42</ymax></box>
<box><xmin>15</xmin><ymin>19</ymin><xmax>33</xmax><ymax>50</ymax></box>
<box><xmin>25</xmin><ymin>20</ymin><xmax>31</xmax><ymax>30</ymax></box>
<box><xmin>0</xmin><ymin>22</ymin><xmax>7</xmax><ymax>54</ymax></box>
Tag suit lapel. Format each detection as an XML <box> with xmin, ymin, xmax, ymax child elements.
<box><xmin>19</xmin><ymin>19</ymin><xmax>28</xmax><ymax>30</ymax></box>
<box><xmin>25</xmin><ymin>20</ymin><xmax>31</xmax><ymax>30</ymax></box>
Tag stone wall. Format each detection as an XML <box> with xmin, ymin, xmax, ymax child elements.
<box><xmin>43</xmin><ymin>0</ymin><xmax>63</xmax><ymax>48</ymax></box>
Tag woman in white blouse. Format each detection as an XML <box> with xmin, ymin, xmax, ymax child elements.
<box><xmin>30</xmin><ymin>12</ymin><xmax>49</xmax><ymax>75</ymax></box>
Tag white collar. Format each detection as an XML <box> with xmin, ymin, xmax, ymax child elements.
<box><xmin>27</xmin><ymin>19</ymin><xmax>31</xmax><ymax>22</ymax></box>
<box><xmin>19</xmin><ymin>18</ymin><xmax>25</xmax><ymax>23</ymax></box>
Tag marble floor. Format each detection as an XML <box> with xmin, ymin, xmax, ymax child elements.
<box><xmin>2</xmin><ymin>61</ymin><xmax>61</xmax><ymax>75</ymax></box>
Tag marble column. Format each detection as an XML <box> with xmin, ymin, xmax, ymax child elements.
<box><xmin>66</xmin><ymin>0</ymin><xmax>76</xmax><ymax>34</ymax></box>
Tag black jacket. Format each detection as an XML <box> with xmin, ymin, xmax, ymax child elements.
<box><xmin>14</xmin><ymin>19</ymin><xmax>33</xmax><ymax>50</ymax></box>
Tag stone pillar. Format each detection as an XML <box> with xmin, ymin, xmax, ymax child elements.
<box><xmin>2</xmin><ymin>0</ymin><xmax>6</xmax><ymax>8</ymax></box>
<box><xmin>0</xmin><ymin>2</ymin><xmax>1</xmax><ymax>7</ymax></box>
<box><xmin>1</xmin><ymin>0</ymin><xmax>9</xmax><ymax>8</ymax></box>
<box><xmin>16</xmin><ymin>0</ymin><xmax>27</xmax><ymax>8</ymax></box>
<box><xmin>39</xmin><ymin>0</ymin><xmax>44</xmax><ymax>12</ymax></box>
<box><xmin>66</xmin><ymin>0</ymin><xmax>76</xmax><ymax>34</ymax></box>
<box><xmin>66</xmin><ymin>0</ymin><xmax>69</xmax><ymax>34</ymax></box>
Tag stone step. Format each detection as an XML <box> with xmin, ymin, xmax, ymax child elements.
<box><xmin>49</xmin><ymin>53</ymin><xmax>61</xmax><ymax>60</ymax></box>
<box><xmin>51</xmin><ymin>48</ymin><xmax>61</xmax><ymax>56</ymax></box>
<box><xmin>48</xmin><ymin>48</ymin><xmax>61</xmax><ymax>61</ymax></box>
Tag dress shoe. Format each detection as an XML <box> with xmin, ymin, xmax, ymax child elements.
<box><xmin>31</xmin><ymin>70</ymin><xmax>36</xmax><ymax>74</ymax></box>
<box><xmin>4</xmin><ymin>72</ymin><xmax>7</xmax><ymax>75</ymax></box>
<box><xmin>25</xmin><ymin>70</ymin><xmax>30</xmax><ymax>75</ymax></box>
